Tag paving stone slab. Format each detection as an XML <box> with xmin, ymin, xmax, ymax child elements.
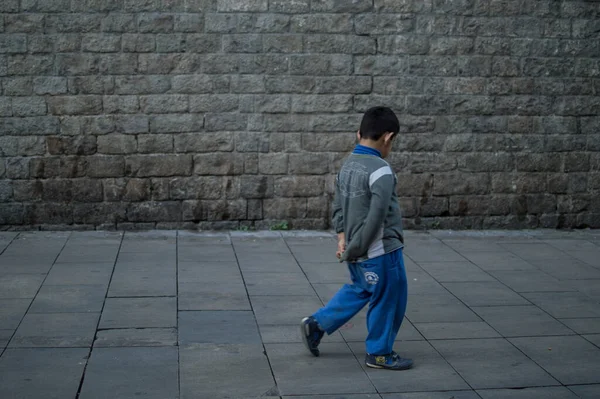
<box><xmin>529</xmin><ymin>259</ymin><xmax>600</xmax><ymax>280</ymax></box>
<box><xmin>180</xmin><ymin>344</ymin><xmax>276</xmax><ymax>399</ymax></box>
<box><xmin>100</xmin><ymin>297</ymin><xmax>176</xmax><ymax>329</ymax></box>
<box><xmin>523</xmin><ymin>292</ymin><xmax>600</xmax><ymax>318</ymax></box>
<box><xmin>406</xmin><ymin>293</ymin><xmax>481</xmax><ymax>323</ymax></box>
<box><xmin>349</xmin><ymin>341</ymin><xmax>470</xmax><ymax>393</ymax></box>
<box><xmin>178</xmin><ymin>243</ymin><xmax>237</xmax><ymax>262</ymax></box>
<box><xmin>55</xmin><ymin>246</ymin><xmax>119</xmax><ymax>263</ymax></box>
<box><xmin>441</xmin><ymin>238</ymin><xmax>506</xmax><ymax>252</ymax></box>
<box><xmin>115</xmin><ymin>251</ymin><xmax>177</xmax><ymax>267</ymax></box>
<box><xmin>0</xmin><ymin>329</ymin><xmax>12</xmax><ymax>349</ymax></box>
<box><xmin>500</xmin><ymin>243</ymin><xmax>572</xmax><ymax>262</ymax></box>
<box><xmin>238</xmin><ymin>257</ymin><xmax>303</xmax><ymax>273</ymax></box>
<box><xmin>120</xmin><ymin>235</ymin><xmax>176</xmax><ymax>252</ymax></box>
<box><xmin>477</xmin><ymin>387</ymin><xmax>579</xmax><ymax>399</ymax></box>
<box><xmin>79</xmin><ymin>347</ymin><xmax>178</xmax><ymax>399</ymax></box>
<box><xmin>568</xmin><ymin>384</ymin><xmax>600</xmax><ymax>398</ymax></box>
<box><xmin>29</xmin><ymin>284</ymin><xmax>107</xmax><ymax>313</ymax></box>
<box><xmin>0</xmin><ymin>348</ymin><xmax>88</xmax><ymax>399</ymax></box>
<box><xmin>94</xmin><ymin>328</ymin><xmax>177</xmax><ymax>347</ymax></box>
<box><xmin>382</xmin><ymin>391</ymin><xmax>480</xmax><ymax>399</ymax></box>
<box><xmin>418</xmin><ymin>261</ymin><xmax>495</xmax><ymax>283</ymax></box>
<box><xmin>570</xmin><ymin>250</ymin><xmax>600</xmax><ymax>267</ymax></box>
<box><xmin>559</xmin><ymin>318</ymin><xmax>600</xmax><ymax>334</ymax></box>
<box><xmin>584</xmin><ymin>334</ymin><xmax>600</xmax><ymax>347</ymax></box>
<box><xmin>178</xmin><ymin>261</ymin><xmax>250</xmax><ymax>310</ymax></box>
<box><xmin>406</xmin><ymin>269</ymin><xmax>450</xmax><ymax>295</ymax></box>
<box><xmin>0</xmin><ymin>298</ymin><xmax>32</xmax><ymax>329</ymax></box>
<box><xmin>414</xmin><ymin>321</ymin><xmax>500</xmax><ymax>340</ymax></box>
<box><xmin>430</xmin><ymin>338</ymin><xmax>559</xmax><ymax>389</ymax></box>
<box><xmin>509</xmin><ymin>336</ymin><xmax>600</xmax><ymax>385</ymax></box>
<box><xmin>245</xmin><ymin>271</ymin><xmax>315</xmax><ymax>296</ymax></box>
<box><xmin>299</xmin><ymin>262</ymin><xmax>351</xmax><ymax>283</ymax></box>
<box><xmin>268</xmin><ymin>342</ymin><xmax>376</xmax><ymax>396</ymax></box>
<box><xmin>0</xmin><ymin>257</ymin><xmax>54</xmax><ymax>275</ymax></box>
<box><xmin>178</xmin><ymin>281</ymin><xmax>251</xmax><ymax>310</ymax></box>
<box><xmin>179</xmin><ymin>311</ymin><xmax>261</xmax><ymax>345</ymax></box>
<box><xmin>288</xmin><ymin>245</ymin><xmax>340</xmax><ymax>263</ymax></box>
<box><xmin>259</xmin><ymin>324</ymin><xmax>344</xmax><ymax>344</ymax></box>
<box><xmin>473</xmin><ymin>306</ymin><xmax>575</xmax><ymax>337</ymax></box>
<box><xmin>44</xmin><ymin>262</ymin><xmax>114</xmax><ymax>285</ymax></box>
<box><xmin>11</xmin><ymin>312</ymin><xmax>99</xmax><ymax>348</ymax></box>
<box><xmin>404</xmin><ymin>247</ymin><xmax>467</xmax><ymax>263</ymax></box>
<box><xmin>286</xmin><ymin>395</ymin><xmax>381</xmax><ymax>399</ymax></box>
<box><xmin>338</xmin><ymin>313</ymin><xmax>424</xmax><ymax>343</ymax></box>
<box><xmin>0</xmin><ymin>274</ymin><xmax>46</xmax><ymax>298</ymax></box>
<box><xmin>442</xmin><ymin>281</ymin><xmax>529</xmax><ymax>307</ymax></box>
<box><xmin>459</xmin><ymin>252</ymin><xmax>536</xmax><ymax>271</ymax></box>
<box><xmin>488</xmin><ymin>270</ymin><xmax>573</xmax><ymax>293</ymax></box>
<box><xmin>542</xmin><ymin>239</ymin><xmax>600</xmax><ymax>252</ymax></box>
<box><xmin>234</xmin><ymin>236</ymin><xmax>290</xmax><ymax>253</ymax></box>
<box><xmin>108</xmin><ymin>265</ymin><xmax>176</xmax><ymax>297</ymax></box>
<box><xmin>251</xmin><ymin>295</ymin><xmax>324</xmax><ymax>325</ymax></box>
<box><xmin>565</xmin><ymin>279</ymin><xmax>600</xmax><ymax>300</ymax></box>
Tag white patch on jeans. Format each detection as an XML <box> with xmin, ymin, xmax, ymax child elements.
<box><xmin>364</xmin><ymin>271</ymin><xmax>379</xmax><ymax>285</ymax></box>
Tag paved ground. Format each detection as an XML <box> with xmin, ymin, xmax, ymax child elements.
<box><xmin>0</xmin><ymin>229</ymin><xmax>600</xmax><ymax>399</ymax></box>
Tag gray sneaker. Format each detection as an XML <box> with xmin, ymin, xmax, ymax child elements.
<box><xmin>365</xmin><ymin>351</ymin><xmax>413</xmax><ymax>370</ymax></box>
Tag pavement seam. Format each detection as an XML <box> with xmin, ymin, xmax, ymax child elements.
<box><xmin>230</xmin><ymin>232</ymin><xmax>281</xmax><ymax>398</ymax></box>
<box><xmin>75</xmin><ymin>231</ymin><xmax>125</xmax><ymax>399</ymax></box>
<box><xmin>0</xmin><ymin>232</ymin><xmax>72</xmax><ymax>359</ymax></box>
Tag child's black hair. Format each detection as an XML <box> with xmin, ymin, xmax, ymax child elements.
<box><xmin>358</xmin><ymin>106</ymin><xmax>400</xmax><ymax>141</ymax></box>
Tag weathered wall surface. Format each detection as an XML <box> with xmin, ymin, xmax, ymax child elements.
<box><xmin>0</xmin><ymin>0</ymin><xmax>599</xmax><ymax>230</ymax></box>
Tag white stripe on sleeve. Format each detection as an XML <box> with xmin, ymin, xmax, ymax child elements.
<box><xmin>369</xmin><ymin>166</ymin><xmax>393</xmax><ymax>188</ymax></box>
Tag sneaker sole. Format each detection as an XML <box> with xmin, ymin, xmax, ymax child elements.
<box><xmin>300</xmin><ymin>317</ymin><xmax>319</xmax><ymax>357</ymax></box>
<box><xmin>366</xmin><ymin>362</ymin><xmax>412</xmax><ymax>371</ymax></box>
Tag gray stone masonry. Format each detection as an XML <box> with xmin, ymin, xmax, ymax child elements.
<box><xmin>1</xmin><ymin>0</ymin><xmax>600</xmax><ymax>230</ymax></box>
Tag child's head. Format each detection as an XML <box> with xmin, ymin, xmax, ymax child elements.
<box><xmin>357</xmin><ymin>106</ymin><xmax>400</xmax><ymax>158</ymax></box>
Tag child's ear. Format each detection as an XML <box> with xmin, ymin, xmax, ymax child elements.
<box><xmin>383</xmin><ymin>132</ymin><xmax>395</xmax><ymax>145</ymax></box>
<box><xmin>356</xmin><ymin>130</ymin><xmax>361</xmax><ymax>141</ymax></box>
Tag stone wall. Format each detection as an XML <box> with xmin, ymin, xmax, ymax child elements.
<box><xmin>0</xmin><ymin>0</ymin><xmax>599</xmax><ymax>230</ymax></box>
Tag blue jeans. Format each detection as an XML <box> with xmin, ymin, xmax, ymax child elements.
<box><xmin>313</xmin><ymin>248</ymin><xmax>408</xmax><ymax>355</ymax></box>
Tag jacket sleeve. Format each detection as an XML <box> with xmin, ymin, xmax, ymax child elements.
<box><xmin>342</xmin><ymin>166</ymin><xmax>394</xmax><ymax>261</ymax></box>
<box><xmin>331</xmin><ymin>175</ymin><xmax>344</xmax><ymax>234</ymax></box>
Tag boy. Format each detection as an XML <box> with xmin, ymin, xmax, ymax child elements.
<box><xmin>301</xmin><ymin>106</ymin><xmax>412</xmax><ymax>370</ymax></box>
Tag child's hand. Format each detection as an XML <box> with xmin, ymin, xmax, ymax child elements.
<box><xmin>336</xmin><ymin>232</ymin><xmax>346</xmax><ymax>259</ymax></box>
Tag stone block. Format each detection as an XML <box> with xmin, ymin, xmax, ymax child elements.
<box><xmin>87</xmin><ymin>156</ymin><xmax>125</xmax><ymax>178</ymax></box>
<box><xmin>290</xmin><ymin>54</ymin><xmax>353</xmax><ymax>75</ymax></box>
<box><xmin>126</xmin><ymin>155</ymin><xmax>192</xmax><ymax>177</ymax></box>
<box><xmin>170</xmin><ymin>176</ymin><xmax>224</xmax><ymax>200</ymax></box>
<box><xmin>275</xmin><ymin>176</ymin><xmax>324</xmax><ymax>197</ymax></box>
<box><xmin>3</xmin><ymin>77</ymin><xmax>32</xmax><ymax>95</ymax></box>
<box><xmin>47</xmin><ymin>136</ymin><xmax>97</xmax><ymax>156</ymax></box>
<box><xmin>217</xmin><ymin>0</ymin><xmax>268</xmax><ymax>12</ymax></box>
<box><xmin>101</xmin><ymin>13</ymin><xmax>137</xmax><ymax>32</ymax></box>
<box><xmin>240</xmin><ymin>176</ymin><xmax>273</xmax><ymax>199</ymax></box>
<box><xmin>121</xmin><ymin>33</ymin><xmax>156</xmax><ymax>52</ymax></box>
<box><xmin>137</xmin><ymin>134</ymin><xmax>173</xmax><ymax>153</ymax></box>
<box><xmin>258</xmin><ymin>153</ymin><xmax>288</xmax><ymax>175</ymax></box>
<box><xmin>82</xmin><ymin>34</ymin><xmax>121</xmax><ymax>52</ymax></box>
<box><xmin>193</xmin><ymin>153</ymin><xmax>243</xmax><ymax>175</ymax></box>
<box><xmin>33</xmin><ymin>77</ymin><xmax>68</xmax><ymax>95</ymax></box>
<box><xmin>137</xmin><ymin>13</ymin><xmax>174</xmax><ymax>33</ymax></box>
<box><xmin>288</xmin><ymin>153</ymin><xmax>330</xmax><ymax>175</ymax></box>
<box><xmin>47</xmin><ymin>96</ymin><xmax>102</xmax><ymax>115</ymax></box>
<box><xmin>127</xmin><ymin>201</ymin><xmax>182</xmax><ymax>222</ymax></box>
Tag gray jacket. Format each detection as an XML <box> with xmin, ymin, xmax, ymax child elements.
<box><xmin>332</xmin><ymin>153</ymin><xmax>404</xmax><ymax>262</ymax></box>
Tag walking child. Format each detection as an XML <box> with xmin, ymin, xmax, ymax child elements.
<box><xmin>301</xmin><ymin>106</ymin><xmax>413</xmax><ymax>370</ymax></box>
